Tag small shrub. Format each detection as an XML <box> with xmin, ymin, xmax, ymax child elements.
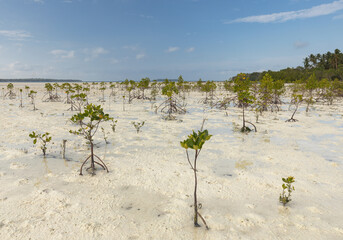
<box><xmin>233</xmin><ymin>73</ymin><xmax>256</xmax><ymax>132</ymax></box>
<box><xmin>28</xmin><ymin>90</ymin><xmax>38</xmax><ymax>110</ymax></box>
<box><xmin>132</xmin><ymin>121</ymin><xmax>145</xmax><ymax>133</ymax></box>
<box><xmin>5</xmin><ymin>83</ymin><xmax>16</xmax><ymax>99</ymax></box>
<box><xmin>70</xmin><ymin>104</ymin><xmax>112</xmax><ymax>175</ymax></box>
<box><xmin>279</xmin><ymin>176</ymin><xmax>295</xmax><ymax>206</ymax></box>
<box><xmin>158</xmin><ymin>81</ymin><xmax>186</xmax><ymax>120</ymax></box>
<box><xmin>286</xmin><ymin>94</ymin><xmax>302</xmax><ymax>122</ymax></box>
<box><xmin>29</xmin><ymin>131</ymin><xmax>52</xmax><ymax>156</ymax></box>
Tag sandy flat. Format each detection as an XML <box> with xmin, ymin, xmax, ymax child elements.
<box><xmin>0</xmin><ymin>83</ymin><xmax>343</xmax><ymax>240</ymax></box>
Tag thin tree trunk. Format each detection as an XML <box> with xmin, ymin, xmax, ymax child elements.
<box><xmin>242</xmin><ymin>103</ymin><xmax>245</xmax><ymax>128</ymax></box>
<box><xmin>90</xmin><ymin>141</ymin><xmax>95</xmax><ymax>174</ymax></box>
<box><xmin>193</xmin><ymin>150</ymin><xmax>199</xmax><ymax>227</ymax></box>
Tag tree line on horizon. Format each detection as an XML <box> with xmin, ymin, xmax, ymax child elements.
<box><xmin>242</xmin><ymin>49</ymin><xmax>343</xmax><ymax>83</ymax></box>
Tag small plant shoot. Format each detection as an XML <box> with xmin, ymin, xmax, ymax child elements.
<box><xmin>70</xmin><ymin>104</ymin><xmax>112</xmax><ymax>175</ymax></box>
<box><xmin>29</xmin><ymin>131</ymin><xmax>52</xmax><ymax>156</ymax></box>
<box><xmin>180</xmin><ymin>129</ymin><xmax>212</xmax><ymax>229</ymax></box>
<box><xmin>28</xmin><ymin>90</ymin><xmax>38</xmax><ymax>110</ymax></box>
<box><xmin>132</xmin><ymin>121</ymin><xmax>145</xmax><ymax>133</ymax></box>
<box><xmin>101</xmin><ymin>127</ymin><xmax>110</xmax><ymax>144</ymax></box>
<box><xmin>279</xmin><ymin>176</ymin><xmax>295</xmax><ymax>206</ymax></box>
<box><xmin>110</xmin><ymin>119</ymin><xmax>118</xmax><ymax>132</ymax></box>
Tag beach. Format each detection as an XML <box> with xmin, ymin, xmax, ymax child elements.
<box><xmin>0</xmin><ymin>83</ymin><xmax>343</xmax><ymax>240</ymax></box>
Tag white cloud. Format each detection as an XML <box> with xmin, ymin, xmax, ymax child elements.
<box><xmin>50</xmin><ymin>49</ymin><xmax>75</xmax><ymax>59</ymax></box>
<box><xmin>0</xmin><ymin>30</ymin><xmax>32</xmax><ymax>40</ymax></box>
<box><xmin>123</xmin><ymin>45</ymin><xmax>138</xmax><ymax>51</ymax></box>
<box><xmin>136</xmin><ymin>53</ymin><xmax>145</xmax><ymax>59</ymax></box>
<box><xmin>92</xmin><ymin>47</ymin><xmax>107</xmax><ymax>57</ymax></box>
<box><xmin>166</xmin><ymin>46</ymin><xmax>180</xmax><ymax>53</ymax></box>
<box><xmin>0</xmin><ymin>61</ymin><xmax>57</xmax><ymax>78</ymax></box>
<box><xmin>293</xmin><ymin>41</ymin><xmax>309</xmax><ymax>49</ymax></box>
<box><xmin>1</xmin><ymin>61</ymin><xmax>33</xmax><ymax>74</ymax></box>
<box><xmin>83</xmin><ymin>47</ymin><xmax>108</xmax><ymax>61</ymax></box>
<box><xmin>186</xmin><ymin>47</ymin><xmax>195</xmax><ymax>53</ymax></box>
<box><xmin>228</xmin><ymin>0</ymin><xmax>343</xmax><ymax>23</ymax></box>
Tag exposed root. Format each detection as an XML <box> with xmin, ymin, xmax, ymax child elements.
<box><xmin>285</xmin><ymin>118</ymin><xmax>298</xmax><ymax>122</ymax></box>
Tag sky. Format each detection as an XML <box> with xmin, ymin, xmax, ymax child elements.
<box><xmin>0</xmin><ymin>0</ymin><xmax>343</xmax><ymax>81</ymax></box>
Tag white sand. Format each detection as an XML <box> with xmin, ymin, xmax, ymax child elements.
<box><xmin>0</xmin><ymin>83</ymin><xmax>343</xmax><ymax>240</ymax></box>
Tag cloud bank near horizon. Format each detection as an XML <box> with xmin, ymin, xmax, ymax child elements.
<box><xmin>228</xmin><ymin>0</ymin><xmax>343</xmax><ymax>23</ymax></box>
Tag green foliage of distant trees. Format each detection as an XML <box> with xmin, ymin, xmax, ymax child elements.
<box><xmin>241</xmin><ymin>49</ymin><xmax>343</xmax><ymax>83</ymax></box>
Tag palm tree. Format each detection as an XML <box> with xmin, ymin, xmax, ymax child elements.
<box><xmin>309</xmin><ymin>54</ymin><xmax>317</xmax><ymax>68</ymax></box>
<box><xmin>303</xmin><ymin>57</ymin><xmax>310</xmax><ymax>69</ymax></box>
<box><xmin>333</xmin><ymin>49</ymin><xmax>341</xmax><ymax>70</ymax></box>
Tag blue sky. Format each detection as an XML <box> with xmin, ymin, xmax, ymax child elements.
<box><xmin>0</xmin><ymin>0</ymin><xmax>343</xmax><ymax>81</ymax></box>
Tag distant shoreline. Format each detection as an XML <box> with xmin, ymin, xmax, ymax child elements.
<box><xmin>0</xmin><ymin>78</ymin><xmax>82</xmax><ymax>83</ymax></box>
<box><xmin>0</xmin><ymin>78</ymin><xmax>226</xmax><ymax>83</ymax></box>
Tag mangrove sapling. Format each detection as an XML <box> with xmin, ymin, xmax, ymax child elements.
<box><xmin>223</xmin><ymin>80</ymin><xmax>233</xmax><ymax>93</ymax></box>
<box><xmin>286</xmin><ymin>94</ymin><xmax>303</xmax><ymax>122</ymax></box>
<box><xmin>43</xmin><ymin>83</ymin><xmax>61</xmax><ymax>102</ymax></box>
<box><xmin>28</xmin><ymin>90</ymin><xmax>38</xmax><ymax>110</ymax></box>
<box><xmin>196</xmin><ymin>78</ymin><xmax>203</xmax><ymax>91</ymax></box>
<box><xmin>29</xmin><ymin>131</ymin><xmax>52</xmax><ymax>156</ymax></box>
<box><xmin>256</xmin><ymin>73</ymin><xmax>274</xmax><ymax>113</ymax></box>
<box><xmin>19</xmin><ymin>89</ymin><xmax>23</xmax><ymax>108</ymax></box>
<box><xmin>5</xmin><ymin>83</ymin><xmax>16</xmax><ymax>99</ymax></box>
<box><xmin>126</xmin><ymin>81</ymin><xmax>136</xmax><ymax>103</ymax></box>
<box><xmin>132</xmin><ymin>121</ymin><xmax>145</xmax><ymax>133</ymax></box>
<box><xmin>53</xmin><ymin>83</ymin><xmax>61</xmax><ymax>99</ymax></box>
<box><xmin>317</xmin><ymin>79</ymin><xmax>334</xmax><ymax>105</ymax></box>
<box><xmin>25</xmin><ymin>85</ymin><xmax>30</xmax><ymax>97</ymax></box>
<box><xmin>122</xmin><ymin>95</ymin><xmax>126</xmax><ymax>111</ymax></box>
<box><xmin>110</xmin><ymin>119</ymin><xmax>118</xmax><ymax>132</ymax></box>
<box><xmin>158</xmin><ymin>81</ymin><xmax>186</xmax><ymax>120</ymax></box>
<box><xmin>304</xmin><ymin>74</ymin><xmax>318</xmax><ymax>112</ymax></box>
<box><xmin>73</xmin><ymin>83</ymin><xmax>82</xmax><ymax>95</ymax></box>
<box><xmin>110</xmin><ymin>83</ymin><xmax>116</xmax><ymax>97</ymax></box>
<box><xmin>200</xmin><ymin>81</ymin><xmax>217</xmax><ymax>106</ymax></box>
<box><xmin>138</xmin><ymin>77</ymin><xmax>150</xmax><ymax>99</ymax></box>
<box><xmin>233</xmin><ymin>73</ymin><xmax>257</xmax><ymax>132</ymax></box>
<box><xmin>70</xmin><ymin>93</ymin><xmax>87</xmax><ymax>112</ymax></box>
<box><xmin>101</xmin><ymin>127</ymin><xmax>110</xmax><ymax>144</ymax></box>
<box><xmin>69</xmin><ymin>104</ymin><xmax>112</xmax><ymax>175</ymax></box>
<box><xmin>150</xmin><ymin>80</ymin><xmax>158</xmax><ymax>100</ymax></box>
<box><xmin>180</xmin><ymin>129</ymin><xmax>212</xmax><ymax>229</ymax></box>
<box><xmin>99</xmin><ymin>86</ymin><xmax>106</xmax><ymax>102</ymax></box>
<box><xmin>82</xmin><ymin>87</ymin><xmax>90</xmax><ymax>104</ymax></box>
<box><xmin>61</xmin><ymin>83</ymin><xmax>74</xmax><ymax>104</ymax></box>
<box><xmin>279</xmin><ymin>176</ymin><xmax>295</xmax><ymax>206</ymax></box>
<box><xmin>177</xmin><ymin>75</ymin><xmax>186</xmax><ymax>100</ymax></box>
<box><xmin>62</xmin><ymin>139</ymin><xmax>67</xmax><ymax>159</ymax></box>
<box><xmin>271</xmin><ymin>80</ymin><xmax>285</xmax><ymax>111</ymax></box>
